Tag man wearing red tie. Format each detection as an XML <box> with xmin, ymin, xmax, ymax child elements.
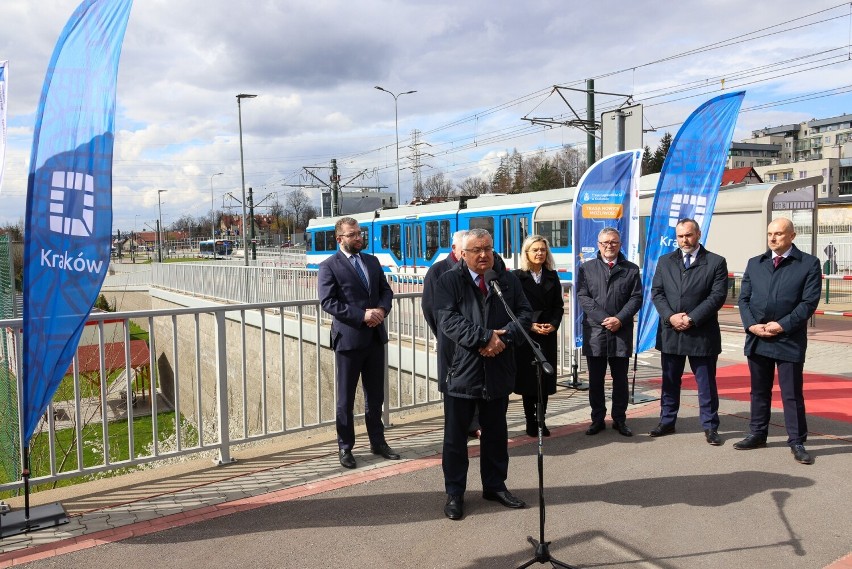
<box><xmin>318</xmin><ymin>217</ymin><xmax>399</xmax><ymax>469</ymax></box>
<box><xmin>433</xmin><ymin>228</ymin><xmax>532</xmax><ymax>520</ymax></box>
<box><xmin>576</xmin><ymin>227</ymin><xmax>642</xmax><ymax>437</ymax></box>
<box><xmin>734</xmin><ymin>218</ymin><xmax>822</xmax><ymax>464</ymax></box>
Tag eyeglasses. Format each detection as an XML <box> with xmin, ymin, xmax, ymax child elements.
<box><xmin>598</xmin><ymin>241</ymin><xmax>620</xmax><ymax>247</ymax></box>
<box><xmin>464</xmin><ymin>247</ymin><xmax>493</xmax><ymax>256</ymax></box>
<box><xmin>338</xmin><ymin>232</ymin><xmax>362</xmax><ymax>239</ymax></box>
<box><xmin>528</xmin><ymin>247</ymin><xmax>547</xmax><ymax>253</ymax></box>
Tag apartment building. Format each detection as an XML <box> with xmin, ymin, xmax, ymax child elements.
<box><xmin>727</xmin><ymin>113</ymin><xmax>852</xmax><ymax>198</ymax></box>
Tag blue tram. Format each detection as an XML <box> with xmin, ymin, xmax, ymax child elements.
<box><xmin>305</xmin><ymin>188</ymin><xmax>572</xmax><ymax>278</ymax></box>
<box><xmin>305</xmin><ymin>179</ymin><xmax>800</xmax><ymax>278</ymax></box>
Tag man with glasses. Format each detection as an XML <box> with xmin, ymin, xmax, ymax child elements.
<box><xmin>434</xmin><ymin>228</ymin><xmax>532</xmax><ymax>520</ymax></box>
<box><xmin>576</xmin><ymin>227</ymin><xmax>642</xmax><ymax>437</ymax></box>
<box><xmin>650</xmin><ymin>218</ymin><xmax>728</xmax><ymax>445</ymax></box>
<box><xmin>318</xmin><ymin>217</ymin><xmax>399</xmax><ymax>469</ymax></box>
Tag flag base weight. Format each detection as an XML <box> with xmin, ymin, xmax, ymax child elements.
<box><xmin>630</xmin><ymin>392</ymin><xmax>659</xmax><ymax>404</ymax></box>
<box><xmin>0</xmin><ymin>503</ymin><xmax>68</xmax><ymax>539</ymax></box>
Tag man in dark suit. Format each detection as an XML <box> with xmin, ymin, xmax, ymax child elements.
<box><xmin>576</xmin><ymin>227</ymin><xmax>642</xmax><ymax>437</ymax></box>
<box><xmin>318</xmin><ymin>217</ymin><xmax>400</xmax><ymax>469</ymax></box>
<box><xmin>650</xmin><ymin>218</ymin><xmax>728</xmax><ymax>445</ymax></box>
<box><xmin>434</xmin><ymin>228</ymin><xmax>532</xmax><ymax>520</ymax></box>
<box><xmin>422</xmin><ymin>230</ymin><xmax>467</xmax><ymax>337</ymax></box>
<box><xmin>734</xmin><ymin>218</ymin><xmax>822</xmax><ymax>465</ymax></box>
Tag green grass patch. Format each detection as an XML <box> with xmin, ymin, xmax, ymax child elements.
<box><xmin>128</xmin><ymin>320</ymin><xmax>149</xmax><ymax>342</ymax></box>
<box><xmin>0</xmin><ymin>411</ymin><xmax>198</xmax><ymax>496</ymax></box>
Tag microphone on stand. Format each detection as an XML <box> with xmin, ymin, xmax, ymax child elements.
<box><xmin>484</xmin><ymin>269</ymin><xmax>503</xmax><ymax>297</ymax></box>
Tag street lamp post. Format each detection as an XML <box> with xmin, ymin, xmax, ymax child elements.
<box><xmin>210</xmin><ymin>172</ymin><xmax>224</xmax><ymax>259</ymax></box>
<box><xmin>375</xmin><ymin>86</ymin><xmax>416</xmax><ymax>207</ymax></box>
<box><xmin>237</xmin><ymin>93</ymin><xmax>257</xmax><ymax>266</ymax></box>
<box><xmin>157</xmin><ymin>189</ymin><xmax>167</xmax><ymax>263</ymax></box>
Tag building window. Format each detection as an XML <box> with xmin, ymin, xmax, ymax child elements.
<box><xmin>783</xmin><ymin>173</ymin><xmax>792</xmax><ymax>181</ymax></box>
<box><xmin>799</xmin><ymin>171</ymin><xmax>806</xmax><ymax>179</ymax></box>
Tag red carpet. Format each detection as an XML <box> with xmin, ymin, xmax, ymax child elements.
<box><xmin>650</xmin><ymin>363</ymin><xmax>852</xmax><ymax>424</ymax></box>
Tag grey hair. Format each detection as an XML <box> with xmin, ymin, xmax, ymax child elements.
<box><xmin>465</xmin><ymin>228</ymin><xmax>492</xmax><ymax>245</ymax></box>
<box><xmin>597</xmin><ymin>227</ymin><xmax>621</xmax><ymax>240</ymax></box>
<box><xmin>452</xmin><ymin>230</ymin><xmax>468</xmax><ymax>248</ymax></box>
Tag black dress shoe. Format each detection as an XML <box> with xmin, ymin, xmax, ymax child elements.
<box><xmin>525</xmin><ymin>421</ymin><xmax>537</xmax><ymax>437</ymax></box>
<box><xmin>482</xmin><ymin>489</ymin><xmax>526</xmax><ymax>509</ymax></box>
<box><xmin>370</xmin><ymin>442</ymin><xmax>401</xmax><ymax>460</ymax></box>
<box><xmin>791</xmin><ymin>444</ymin><xmax>814</xmax><ymax>465</ymax></box>
<box><xmin>444</xmin><ymin>494</ymin><xmax>464</xmax><ymax>520</ymax></box>
<box><xmin>649</xmin><ymin>423</ymin><xmax>676</xmax><ymax>437</ymax></box>
<box><xmin>612</xmin><ymin>421</ymin><xmax>633</xmax><ymax>437</ymax></box>
<box><xmin>541</xmin><ymin>423</ymin><xmax>551</xmax><ymax>437</ymax></box>
<box><xmin>585</xmin><ymin>421</ymin><xmax>605</xmax><ymax>435</ymax></box>
<box><xmin>339</xmin><ymin>449</ymin><xmax>356</xmax><ymax>469</ymax></box>
<box><xmin>705</xmin><ymin>429</ymin><xmax>722</xmax><ymax>446</ymax></box>
<box><xmin>732</xmin><ymin>433</ymin><xmax>767</xmax><ymax>450</ymax></box>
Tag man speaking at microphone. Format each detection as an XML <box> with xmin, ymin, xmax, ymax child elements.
<box><xmin>434</xmin><ymin>228</ymin><xmax>533</xmax><ymax>520</ymax></box>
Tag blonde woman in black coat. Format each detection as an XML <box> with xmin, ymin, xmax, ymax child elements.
<box><xmin>512</xmin><ymin>235</ymin><xmax>565</xmax><ymax>437</ymax></box>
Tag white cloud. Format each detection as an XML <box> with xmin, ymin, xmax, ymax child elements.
<box><xmin>1</xmin><ymin>0</ymin><xmax>850</xmax><ymax>230</ymax></box>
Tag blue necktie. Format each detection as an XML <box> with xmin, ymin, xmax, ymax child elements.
<box><xmin>684</xmin><ymin>253</ymin><xmax>692</xmax><ymax>269</ymax></box>
<box><xmin>351</xmin><ymin>254</ymin><xmax>369</xmax><ymax>289</ymax></box>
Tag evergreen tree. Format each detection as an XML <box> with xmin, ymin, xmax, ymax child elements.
<box><xmin>651</xmin><ymin>132</ymin><xmax>673</xmax><ymax>173</ymax></box>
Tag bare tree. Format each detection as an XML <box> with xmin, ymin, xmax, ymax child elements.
<box><xmin>457</xmin><ymin>177</ymin><xmax>489</xmax><ymax>197</ymax></box>
<box><xmin>285</xmin><ymin>189</ymin><xmax>320</xmax><ymax>231</ymax></box>
<box><xmin>421</xmin><ymin>172</ymin><xmax>454</xmax><ymax>199</ymax></box>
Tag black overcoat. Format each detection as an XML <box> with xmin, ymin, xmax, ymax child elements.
<box><xmin>511</xmin><ymin>267</ymin><xmax>564</xmax><ymax>396</ymax></box>
<box><xmin>738</xmin><ymin>244</ymin><xmax>822</xmax><ymax>363</ymax></box>
<box><xmin>575</xmin><ymin>252</ymin><xmax>642</xmax><ymax>358</ymax></box>
<box><xmin>651</xmin><ymin>246</ymin><xmax>728</xmax><ymax>356</ymax></box>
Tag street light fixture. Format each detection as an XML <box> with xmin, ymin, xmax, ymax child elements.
<box><xmin>237</xmin><ymin>93</ymin><xmax>257</xmax><ymax>266</ymax></box>
<box><xmin>157</xmin><ymin>189</ymin><xmax>167</xmax><ymax>263</ymax></box>
<box><xmin>210</xmin><ymin>172</ymin><xmax>224</xmax><ymax>259</ymax></box>
<box><xmin>375</xmin><ymin>85</ymin><xmax>416</xmax><ymax>207</ymax></box>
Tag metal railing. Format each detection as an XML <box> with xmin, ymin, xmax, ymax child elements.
<box><xmin>0</xmin><ymin>286</ymin><xmax>582</xmax><ymax>495</ymax></box>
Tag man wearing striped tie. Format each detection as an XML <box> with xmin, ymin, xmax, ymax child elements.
<box><xmin>318</xmin><ymin>217</ymin><xmax>399</xmax><ymax>469</ymax></box>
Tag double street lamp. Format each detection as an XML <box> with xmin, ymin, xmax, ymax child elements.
<box><xmin>375</xmin><ymin>86</ymin><xmax>416</xmax><ymax>207</ymax></box>
<box><xmin>237</xmin><ymin>93</ymin><xmax>257</xmax><ymax>266</ymax></box>
<box><xmin>210</xmin><ymin>172</ymin><xmax>224</xmax><ymax>258</ymax></box>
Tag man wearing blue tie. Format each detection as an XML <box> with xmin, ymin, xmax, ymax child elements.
<box><xmin>650</xmin><ymin>218</ymin><xmax>728</xmax><ymax>445</ymax></box>
<box><xmin>318</xmin><ymin>217</ymin><xmax>399</xmax><ymax>469</ymax></box>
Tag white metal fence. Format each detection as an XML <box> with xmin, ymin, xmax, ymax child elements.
<box><xmin>0</xmin><ymin>288</ymin><xmax>581</xmax><ymax>495</ymax></box>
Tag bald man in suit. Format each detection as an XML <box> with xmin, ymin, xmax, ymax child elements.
<box><xmin>734</xmin><ymin>218</ymin><xmax>822</xmax><ymax>465</ymax></box>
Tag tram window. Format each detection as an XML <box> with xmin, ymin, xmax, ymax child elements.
<box><xmin>405</xmin><ymin>225</ymin><xmax>414</xmax><ymax>260</ymax></box>
<box><xmin>469</xmin><ymin>216</ymin><xmax>494</xmax><ymax>234</ymax></box>
<box><xmin>360</xmin><ymin>227</ymin><xmax>369</xmax><ymax>246</ymax></box>
<box><xmin>502</xmin><ymin>217</ymin><xmax>512</xmax><ymax>259</ymax></box>
<box><xmin>439</xmin><ymin>220</ymin><xmax>450</xmax><ymax>248</ymax></box>
<box><xmin>534</xmin><ymin>221</ymin><xmax>570</xmax><ymax>248</ymax></box>
<box><xmin>305</xmin><ymin>232</ymin><xmax>313</xmax><ymax>251</ymax></box>
<box><xmin>325</xmin><ymin>230</ymin><xmax>337</xmax><ymax>251</ymax></box>
<box><xmin>391</xmin><ymin>225</ymin><xmax>401</xmax><ymax>259</ymax></box>
<box><xmin>425</xmin><ymin>221</ymin><xmax>439</xmax><ymax>261</ymax></box>
<box><xmin>381</xmin><ymin>225</ymin><xmax>389</xmax><ymax>248</ymax></box>
<box><xmin>315</xmin><ymin>231</ymin><xmax>327</xmax><ymax>252</ymax></box>
<box><xmin>519</xmin><ymin>216</ymin><xmax>529</xmax><ymax>244</ymax></box>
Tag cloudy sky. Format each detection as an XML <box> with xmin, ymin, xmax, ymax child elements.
<box><xmin>1</xmin><ymin>0</ymin><xmax>851</xmax><ymax>231</ymax></box>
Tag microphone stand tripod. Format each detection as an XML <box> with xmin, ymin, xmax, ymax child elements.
<box><xmin>486</xmin><ymin>275</ymin><xmax>576</xmax><ymax>568</ymax></box>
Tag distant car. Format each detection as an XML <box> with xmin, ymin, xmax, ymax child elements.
<box><xmin>280</xmin><ymin>240</ymin><xmax>293</xmax><ymax>248</ymax></box>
